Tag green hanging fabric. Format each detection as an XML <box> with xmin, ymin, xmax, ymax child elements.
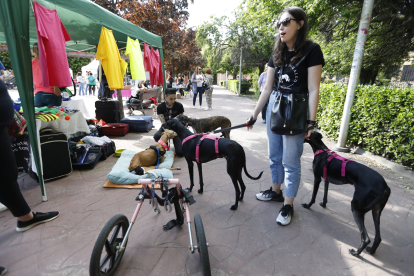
<box><xmin>0</xmin><ymin>0</ymin><xmax>47</xmax><ymax>200</ymax></box>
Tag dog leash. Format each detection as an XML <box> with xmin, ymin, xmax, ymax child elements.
<box><xmin>212</xmin><ymin>116</ymin><xmax>256</xmax><ymax>134</ymax></box>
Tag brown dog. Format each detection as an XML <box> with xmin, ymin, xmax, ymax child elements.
<box><xmin>176</xmin><ymin>114</ymin><xmax>232</xmax><ymax>139</ymax></box>
<box><xmin>128</xmin><ymin>130</ymin><xmax>177</xmax><ymax>171</ymax></box>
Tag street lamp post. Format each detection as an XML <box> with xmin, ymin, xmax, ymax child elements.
<box><xmin>238</xmin><ymin>47</ymin><xmax>242</xmax><ymax>96</ymax></box>
<box><xmin>334</xmin><ymin>0</ymin><xmax>375</xmax><ymax>152</ymax></box>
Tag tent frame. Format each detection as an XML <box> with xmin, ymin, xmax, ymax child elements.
<box><xmin>0</xmin><ymin>0</ymin><xmax>166</xmax><ymax>201</ymax></box>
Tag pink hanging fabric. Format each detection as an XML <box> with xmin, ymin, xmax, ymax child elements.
<box><xmin>33</xmin><ymin>1</ymin><xmax>72</xmax><ymax>87</ymax></box>
<box><xmin>149</xmin><ymin>47</ymin><xmax>159</xmax><ymax>86</ymax></box>
<box><xmin>154</xmin><ymin>49</ymin><xmax>164</xmax><ymax>85</ymax></box>
<box><xmin>143</xmin><ymin>43</ymin><xmax>152</xmax><ymax>72</ymax></box>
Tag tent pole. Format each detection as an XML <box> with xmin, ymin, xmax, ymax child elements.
<box><xmin>0</xmin><ymin>0</ymin><xmax>47</xmax><ymax>201</ymax></box>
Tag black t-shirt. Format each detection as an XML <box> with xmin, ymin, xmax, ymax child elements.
<box><xmin>178</xmin><ymin>77</ymin><xmax>184</xmax><ymax>85</ymax></box>
<box><xmin>268</xmin><ymin>43</ymin><xmax>325</xmax><ymax>94</ymax></box>
<box><xmin>157</xmin><ymin>101</ymin><xmax>184</xmax><ymax>121</ymax></box>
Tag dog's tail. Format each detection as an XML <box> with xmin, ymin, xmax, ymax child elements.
<box><xmin>244</xmin><ymin>167</ymin><xmax>263</xmax><ymax>180</ymax></box>
<box><xmin>358</xmin><ymin>180</ymin><xmax>391</xmax><ymax>213</ymax></box>
<box><xmin>243</xmin><ymin>159</ymin><xmax>263</xmax><ymax>180</ymax></box>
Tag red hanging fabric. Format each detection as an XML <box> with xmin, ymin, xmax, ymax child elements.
<box><xmin>33</xmin><ymin>1</ymin><xmax>72</xmax><ymax>87</ymax></box>
<box><xmin>149</xmin><ymin>47</ymin><xmax>159</xmax><ymax>86</ymax></box>
<box><xmin>154</xmin><ymin>49</ymin><xmax>164</xmax><ymax>85</ymax></box>
<box><xmin>143</xmin><ymin>43</ymin><xmax>152</xmax><ymax>72</ymax></box>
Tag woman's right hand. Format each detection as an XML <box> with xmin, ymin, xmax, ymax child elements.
<box><xmin>246</xmin><ymin>115</ymin><xmax>257</xmax><ymax>131</ymax></box>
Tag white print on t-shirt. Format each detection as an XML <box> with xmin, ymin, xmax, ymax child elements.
<box><xmin>279</xmin><ymin>64</ymin><xmax>299</xmax><ymax>90</ymax></box>
<box><xmin>281</xmin><ymin>74</ymin><xmax>290</xmax><ymax>82</ymax></box>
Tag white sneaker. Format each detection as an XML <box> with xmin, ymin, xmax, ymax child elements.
<box><xmin>199</xmin><ymin>106</ymin><xmax>203</xmax><ymax>109</ymax></box>
<box><xmin>204</xmin><ymin>107</ymin><xmax>211</xmax><ymax>111</ymax></box>
<box><xmin>276</xmin><ymin>204</ymin><xmax>294</xmax><ymax>226</ymax></box>
<box><xmin>192</xmin><ymin>106</ymin><xmax>196</xmax><ymax>109</ymax></box>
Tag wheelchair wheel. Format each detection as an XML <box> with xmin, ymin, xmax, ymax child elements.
<box><xmin>194</xmin><ymin>214</ymin><xmax>211</xmax><ymax>276</ymax></box>
<box><xmin>89</xmin><ymin>214</ymin><xmax>129</xmax><ymax>276</ymax></box>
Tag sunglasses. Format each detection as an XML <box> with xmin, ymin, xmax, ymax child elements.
<box><xmin>276</xmin><ymin>17</ymin><xmax>298</xmax><ymax>29</ymax></box>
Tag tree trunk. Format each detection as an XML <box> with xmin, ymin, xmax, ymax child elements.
<box><xmin>116</xmin><ymin>89</ymin><xmax>124</xmax><ymax>119</ymax></box>
<box><xmin>232</xmin><ymin>70</ymin><xmax>237</xmax><ymax>79</ymax></box>
<box><xmin>360</xmin><ymin>68</ymin><xmax>379</xmax><ymax>85</ymax></box>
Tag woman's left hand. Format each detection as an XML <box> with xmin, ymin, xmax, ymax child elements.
<box><xmin>305</xmin><ymin>124</ymin><xmax>314</xmax><ymax>138</ymax></box>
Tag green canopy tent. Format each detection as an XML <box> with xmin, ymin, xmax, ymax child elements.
<box><xmin>0</xmin><ymin>0</ymin><xmax>166</xmax><ymax>201</ymax></box>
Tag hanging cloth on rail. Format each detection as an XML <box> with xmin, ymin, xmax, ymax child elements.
<box><xmin>125</xmin><ymin>37</ymin><xmax>146</xmax><ymax>80</ymax></box>
<box><xmin>149</xmin><ymin>47</ymin><xmax>160</xmax><ymax>86</ymax></box>
<box><xmin>154</xmin><ymin>49</ymin><xmax>164</xmax><ymax>85</ymax></box>
<box><xmin>96</xmin><ymin>27</ymin><xmax>124</xmax><ymax>90</ymax></box>
<box><xmin>33</xmin><ymin>1</ymin><xmax>72</xmax><ymax>87</ymax></box>
<box><xmin>143</xmin><ymin>43</ymin><xmax>152</xmax><ymax>73</ymax></box>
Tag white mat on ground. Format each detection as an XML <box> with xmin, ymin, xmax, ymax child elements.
<box><xmin>107</xmin><ymin>149</ymin><xmax>174</xmax><ymax>185</ymax></box>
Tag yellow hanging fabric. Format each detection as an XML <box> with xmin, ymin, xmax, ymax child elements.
<box><xmin>125</xmin><ymin>36</ymin><xmax>146</xmax><ymax>80</ymax></box>
<box><xmin>120</xmin><ymin>59</ymin><xmax>128</xmax><ymax>79</ymax></box>
<box><xmin>96</xmin><ymin>27</ymin><xmax>124</xmax><ymax>90</ymax></box>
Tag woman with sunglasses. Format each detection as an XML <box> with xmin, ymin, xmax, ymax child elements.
<box><xmin>191</xmin><ymin>66</ymin><xmax>205</xmax><ymax>108</ymax></box>
<box><xmin>247</xmin><ymin>7</ymin><xmax>324</xmax><ymax>226</ymax></box>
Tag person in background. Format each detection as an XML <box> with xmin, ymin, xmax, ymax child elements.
<box><xmin>0</xmin><ymin>79</ymin><xmax>59</xmax><ymax>275</ymax></box>
<box><xmin>176</xmin><ymin>73</ymin><xmax>184</xmax><ymax>96</ymax></box>
<box><xmin>204</xmin><ymin>68</ymin><xmax>214</xmax><ymax>111</ymax></box>
<box><xmin>126</xmin><ymin>80</ymin><xmax>147</xmax><ymax>112</ymax></box>
<box><xmin>191</xmin><ymin>66</ymin><xmax>205</xmax><ymax>108</ymax></box>
<box><xmin>247</xmin><ymin>6</ymin><xmax>324</xmax><ymax>226</ymax></box>
<box><xmin>154</xmin><ymin>89</ymin><xmax>184</xmax><ymax>156</ymax></box>
<box><xmin>76</xmin><ymin>72</ymin><xmax>85</xmax><ymax>96</ymax></box>
<box><xmin>88</xmin><ymin>72</ymin><xmax>96</xmax><ymax>96</ymax></box>
<box><xmin>258</xmin><ymin>64</ymin><xmax>269</xmax><ymax>123</ymax></box>
<box><xmin>0</xmin><ymin>60</ymin><xmax>5</xmax><ymax>81</ymax></box>
<box><xmin>32</xmin><ymin>43</ymin><xmax>62</xmax><ymax>107</ymax></box>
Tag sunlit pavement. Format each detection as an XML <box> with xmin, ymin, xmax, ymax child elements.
<box><xmin>1</xmin><ymin>86</ymin><xmax>413</xmax><ymax>275</ymax></box>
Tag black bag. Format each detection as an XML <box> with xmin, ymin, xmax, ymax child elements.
<box><xmin>270</xmin><ymin>87</ymin><xmax>308</xmax><ymax>135</ymax></box>
<box><xmin>95</xmin><ymin>99</ymin><xmax>121</xmax><ymax>123</ymax></box>
<box><xmin>39</xmin><ymin>129</ymin><xmax>72</xmax><ymax>181</ymax></box>
<box><xmin>72</xmin><ymin>147</ymin><xmax>103</xmax><ymax>170</ymax></box>
<box><xmin>201</xmin><ymin>81</ymin><xmax>210</xmax><ymax>93</ymax></box>
<box><xmin>100</xmin><ymin>141</ymin><xmax>116</xmax><ymax>160</ymax></box>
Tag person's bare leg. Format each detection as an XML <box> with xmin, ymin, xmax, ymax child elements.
<box><xmin>284</xmin><ymin>197</ymin><xmax>294</xmax><ymax>206</ymax></box>
<box><xmin>272</xmin><ymin>183</ymin><xmax>281</xmax><ymax>193</ymax></box>
<box><xmin>17</xmin><ymin>212</ymin><xmax>33</xmax><ymax>222</ymax></box>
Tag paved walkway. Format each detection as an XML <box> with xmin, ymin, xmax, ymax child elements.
<box><xmin>1</xmin><ymin>86</ymin><xmax>413</xmax><ymax>275</ymax></box>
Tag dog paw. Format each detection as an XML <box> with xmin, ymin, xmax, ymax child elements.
<box><xmin>301</xmin><ymin>203</ymin><xmax>311</xmax><ymax>209</ymax></box>
<box><xmin>366</xmin><ymin>246</ymin><xmax>376</xmax><ymax>255</ymax></box>
<box><xmin>348</xmin><ymin>248</ymin><xmax>360</xmax><ymax>256</ymax></box>
<box><xmin>198</xmin><ymin>189</ymin><xmax>203</xmax><ymax>194</ymax></box>
<box><xmin>230</xmin><ymin>205</ymin><xmax>237</xmax><ymax>210</ymax></box>
<box><xmin>319</xmin><ymin>202</ymin><xmax>326</xmax><ymax>208</ymax></box>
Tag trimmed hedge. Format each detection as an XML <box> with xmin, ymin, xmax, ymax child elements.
<box><xmin>318</xmin><ymin>84</ymin><xmax>414</xmax><ymax>169</ymax></box>
<box><xmin>227</xmin><ymin>79</ymin><xmax>252</xmax><ymax>94</ymax></box>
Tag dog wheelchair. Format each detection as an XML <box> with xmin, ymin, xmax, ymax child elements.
<box><xmin>89</xmin><ymin>178</ymin><xmax>211</xmax><ymax>276</ymax></box>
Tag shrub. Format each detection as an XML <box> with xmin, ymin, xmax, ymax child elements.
<box><xmin>227</xmin><ymin>79</ymin><xmax>251</xmax><ymax>94</ymax></box>
<box><xmin>318</xmin><ymin>84</ymin><xmax>414</xmax><ymax>169</ymax></box>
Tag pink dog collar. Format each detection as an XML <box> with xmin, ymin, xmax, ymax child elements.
<box><xmin>158</xmin><ymin>140</ymin><xmax>168</xmax><ymax>150</ymax></box>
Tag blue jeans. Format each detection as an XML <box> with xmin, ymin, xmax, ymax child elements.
<box><xmin>79</xmin><ymin>83</ymin><xmax>86</xmax><ymax>95</ymax></box>
<box><xmin>266</xmin><ymin>91</ymin><xmax>304</xmax><ymax>199</ymax></box>
<box><xmin>34</xmin><ymin>92</ymin><xmax>62</xmax><ymax>107</ymax></box>
<box><xmin>193</xmin><ymin>86</ymin><xmax>203</xmax><ymax>106</ymax></box>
